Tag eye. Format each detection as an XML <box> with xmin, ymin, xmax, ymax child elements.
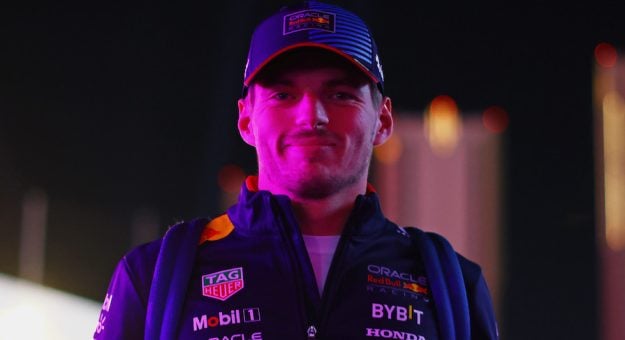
<box><xmin>271</xmin><ymin>92</ymin><xmax>293</xmax><ymax>100</ymax></box>
<box><xmin>330</xmin><ymin>91</ymin><xmax>359</xmax><ymax>101</ymax></box>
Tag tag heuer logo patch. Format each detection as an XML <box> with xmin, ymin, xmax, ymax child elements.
<box><xmin>202</xmin><ymin>267</ymin><xmax>244</xmax><ymax>301</ymax></box>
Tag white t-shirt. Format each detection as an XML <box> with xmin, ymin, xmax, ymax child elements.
<box><xmin>302</xmin><ymin>234</ymin><xmax>341</xmax><ymax>295</ymax></box>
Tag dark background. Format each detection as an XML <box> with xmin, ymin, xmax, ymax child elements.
<box><xmin>2</xmin><ymin>1</ymin><xmax>622</xmax><ymax>339</ymax></box>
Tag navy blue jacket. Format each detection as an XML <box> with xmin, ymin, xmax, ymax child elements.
<box><xmin>94</xmin><ymin>179</ymin><xmax>498</xmax><ymax>339</ymax></box>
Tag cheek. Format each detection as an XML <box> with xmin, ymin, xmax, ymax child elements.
<box><xmin>341</xmin><ymin>116</ymin><xmax>378</xmax><ymax>143</ymax></box>
<box><xmin>251</xmin><ymin>112</ymin><xmax>275</xmax><ymax>137</ymax></box>
<box><xmin>252</xmin><ymin>118</ymin><xmax>283</xmax><ymax>155</ymax></box>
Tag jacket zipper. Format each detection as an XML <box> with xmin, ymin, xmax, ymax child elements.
<box><xmin>315</xmin><ymin>196</ymin><xmax>366</xmax><ymax>338</ymax></box>
<box><xmin>274</xmin><ymin>197</ymin><xmax>321</xmax><ymax>338</ymax></box>
<box><xmin>315</xmin><ymin>230</ymin><xmax>350</xmax><ymax>338</ymax></box>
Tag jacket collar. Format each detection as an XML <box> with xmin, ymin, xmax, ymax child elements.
<box><xmin>227</xmin><ymin>176</ymin><xmax>390</xmax><ymax>237</ymax></box>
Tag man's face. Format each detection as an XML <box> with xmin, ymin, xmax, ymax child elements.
<box><xmin>238</xmin><ymin>58</ymin><xmax>392</xmax><ymax>199</ymax></box>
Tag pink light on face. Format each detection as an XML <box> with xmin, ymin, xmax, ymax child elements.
<box><xmin>482</xmin><ymin>106</ymin><xmax>509</xmax><ymax>134</ymax></box>
<box><xmin>595</xmin><ymin>42</ymin><xmax>617</xmax><ymax>68</ymax></box>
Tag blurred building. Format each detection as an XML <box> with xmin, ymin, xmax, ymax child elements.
<box><xmin>593</xmin><ymin>42</ymin><xmax>625</xmax><ymax>340</ymax></box>
<box><xmin>372</xmin><ymin>101</ymin><xmax>508</xmax><ymax>327</ymax></box>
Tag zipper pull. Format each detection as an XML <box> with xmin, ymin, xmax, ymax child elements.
<box><xmin>307</xmin><ymin>325</ymin><xmax>318</xmax><ymax>338</ymax></box>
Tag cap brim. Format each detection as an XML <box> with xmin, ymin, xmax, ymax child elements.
<box><xmin>243</xmin><ymin>42</ymin><xmax>380</xmax><ymax>87</ymax></box>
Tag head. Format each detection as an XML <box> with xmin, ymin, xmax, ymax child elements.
<box><xmin>237</xmin><ymin>1</ymin><xmax>393</xmax><ymax>199</ymax></box>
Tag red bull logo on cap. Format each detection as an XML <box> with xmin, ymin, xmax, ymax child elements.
<box><xmin>202</xmin><ymin>267</ymin><xmax>244</xmax><ymax>301</ymax></box>
<box><xmin>283</xmin><ymin>10</ymin><xmax>335</xmax><ymax>35</ymax></box>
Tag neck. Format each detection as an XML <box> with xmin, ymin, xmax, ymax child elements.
<box><xmin>291</xmin><ymin>189</ymin><xmax>359</xmax><ymax>236</ymax></box>
<box><xmin>257</xmin><ymin>176</ymin><xmax>367</xmax><ymax>236</ymax></box>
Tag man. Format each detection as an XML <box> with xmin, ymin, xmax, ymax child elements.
<box><xmin>94</xmin><ymin>1</ymin><xmax>498</xmax><ymax>339</ymax></box>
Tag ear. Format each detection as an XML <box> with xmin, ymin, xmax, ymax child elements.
<box><xmin>237</xmin><ymin>98</ymin><xmax>256</xmax><ymax>147</ymax></box>
<box><xmin>373</xmin><ymin>96</ymin><xmax>393</xmax><ymax>145</ymax></box>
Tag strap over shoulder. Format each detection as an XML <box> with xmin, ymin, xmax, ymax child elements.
<box><xmin>145</xmin><ymin>218</ymin><xmax>209</xmax><ymax>340</ymax></box>
<box><xmin>405</xmin><ymin>227</ymin><xmax>470</xmax><ymax>340</ymax></box>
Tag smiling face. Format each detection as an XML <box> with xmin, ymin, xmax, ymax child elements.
<box><xmin>238</xmin><ymin>49</ymin><xmax>393</xmax><ymax>200</ymax></box>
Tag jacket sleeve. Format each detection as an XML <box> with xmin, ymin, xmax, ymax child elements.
<box><xmin>93</xmin><ymin>240</ymin><xmax>160</xmax><ymax>340</ymax></box>
<box><xmin>458</xmin><ymin>255</ymin><xmax>500</xmax><ymax>340</ymax></box>
<box><xmin>92</xmin><ymin>258</ymin><xmax>147</xmax><ymax>340</ymax></box>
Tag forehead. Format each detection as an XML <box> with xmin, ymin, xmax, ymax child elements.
<box><xmin>252</xmin><ymin>47</ymin><xmax>371</xmax><ymax>88</ymax></box>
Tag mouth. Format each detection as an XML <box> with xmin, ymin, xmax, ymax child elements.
<box><xmin>285</xmin><ymin>138</ymin><xmax>336</xmax><ymax>148</ymax></box>
<box><xmin>283</xmin><ymin>131</ymin><xmax>339</xmax><ymax>149</ymax></box>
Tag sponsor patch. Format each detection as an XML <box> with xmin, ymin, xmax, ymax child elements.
<box><xmin>402</xmin><ymin>281</ymin><xmax>428</xmax><ymax>295</ymax></box>
<box><xmin>371</xmin><ymin>303</ymin><xmax>423</xmax><ymax>325</ymax></box>
<box><xmin>202</xmin><ymin>267</ymin><xmax>245</xmax><ymax>301</ymax></box>
<box><xmin>376</xmin><ymin>54</ymin><xmax>384</xmax><ymax>81</ymax></box>
<box><xmin>208</xmin><ymin>331</ymin><xmax>262</xmax><ymax>340</ymax></box>
<box><xmin>366</xmin><ymin>264</ymin><xmax>429</xmax><ymax>298</ymax></box>
<box><xmin>193</xmin><ymin>308</ymin><xmax>261</xmax><ymax>331</ymax></box>
<box><xmin>95</xmin><ymin>314</ymin><xmax>106</xmax><ymax>334</ymax></box>
<box><xmin>365</xmin><ymin>328</ymin><xmax>425</xmax><ymax>340</ymax></box>
<box><xmin>367</xmin><ymin>264</ymin><xmax>422</xmax><ymax>283</ymax></box>
<box><xmin>283</xmin><ymin>9</ymin><xmax>335</xmax><ymax>35</ymax></box>
<box><xmin>366</xmin><ymin>284</ymin><xmax>430</xmax><ymax>302</ymax></box>
<box><xmin>102</xmin><ymin>293</ymin><xmax>113</xmax><ymax>312</ymax></box>
<box><xmin>95</xmin><ymin>293</ymin><xmax>113</xmax><ymax>334</ymax></box>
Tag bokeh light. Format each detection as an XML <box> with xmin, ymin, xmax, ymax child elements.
<box><xmin>374</xmin><ymin>134</ymin><xmax>403</xmax><ymax>165</ymax></box>
<box><xmin>217</xmin><ymin>164</ymin><xmax>246</xmax><ymax>194</ymax></box>
<box><xmin>602</xmin><ymin>91</ymin><xmax>625</xmax><ymax>251</ymax></box>
<box><xmin>424</xmin><ymin>95</ymin><xmax>462</xmax><ymax>156</ymax></box>
<box><xmin>595</xmin><ymin>42</ymin><xmax>617</xmax><ymax>68</ymax></box>
<box><xmin>482</xmin><ymin>106</ymin><xmax>510</xmax><ymax>133</ymax></box>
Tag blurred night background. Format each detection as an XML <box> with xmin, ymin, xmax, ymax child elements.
<box><xmin>1</xmin><ymin>1</ymin><xmax>624</xmax><ymax>339</ymax></box>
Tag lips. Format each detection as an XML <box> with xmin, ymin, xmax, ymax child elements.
<box><xmin>282</xmin><ymin>130</ymin><xmax>339</xmax><ymax>148</ymax></box>
<box><xmin>286</xmin><ymin>137</ymin><xmax>335</xmax><ymax>147</ymax></box>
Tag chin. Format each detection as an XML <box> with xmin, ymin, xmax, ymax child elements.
<box><xmin>289</xmin><ymin>172</ymin><xmax>358</xmax><ymax>200</ymax></box>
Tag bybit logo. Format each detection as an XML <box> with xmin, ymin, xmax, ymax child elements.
<box><xmin>371</xmin><ymin>303</ymin><xmax>423</xmax><ymax>324</ymax></box>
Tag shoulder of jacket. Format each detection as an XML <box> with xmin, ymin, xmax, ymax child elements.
<box><xmin>402</xmin><ymin>227</ymin><xmax>483</xmax><ymax>276</ymax></box>
<box><xmin>123</xmin><ymin>237</ymin><xmax>163</xmax><ymax>269</ymax></box>
<box><xmin>121</xmin><ymin>217</ymin><xmax>211</xmax><ymax>271</ymax></box>
<box><xmin>456</xmin><ymin>252</ymin><xmax>483</xmax><ymax>283</ymax></box>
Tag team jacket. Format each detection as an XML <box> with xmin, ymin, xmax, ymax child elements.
<box><xmin>94</xmin><ymin>177</ymin><xmax>498</xmax><ymax>339</ymax></box>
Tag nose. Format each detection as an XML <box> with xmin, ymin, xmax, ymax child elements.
<box><xmin>294</xmin><ymin>93</ymin><xmax>329</xmax><ymax>129</ymax></box>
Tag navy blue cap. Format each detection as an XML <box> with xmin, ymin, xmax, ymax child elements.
<box><xmin>243</xmin><ymin>1</ymin><xmax>384</xmax><ymax>94</ymax></box>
